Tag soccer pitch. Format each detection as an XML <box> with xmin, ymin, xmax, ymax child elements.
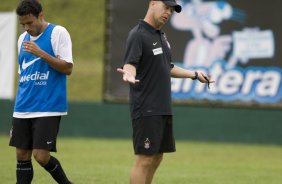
<box><xmin>1</xmin><ymin>136</ymin><xmax>282</xmax><ymax>184</ymax></box>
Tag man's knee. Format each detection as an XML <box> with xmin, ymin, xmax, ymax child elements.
<box><xmin>150</xmin><ymin>154</ymin><xmax>163</xmax><ymax>169</ymax></box>
<box><xmin>32</xmin><ymin>149</ymin><xmax>50</xmax><ymax>166</ymax></box>
<box><xmin>136</xmin><ymin>154</ymin><xmax>163</xmax><ymax>169</ymax></box>
<box><xmin>154</xmin><ymin>154</ymin><xmax>163</xmax><ymax>165</ymax></box>
<box><xmin>16</xmin><ymin>148</ymin><xmax>32</xmax><ymax>161</ymax></box>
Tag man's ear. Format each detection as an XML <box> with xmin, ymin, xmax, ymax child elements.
<box><xmin>38</xmin><ymin>11</ymin><xmax>44</xmax><ymax>20</ymax></box>
<box><xmin>150</xmin><ymin>0</ymin><xmax>158</xmax><ymax>10</ymax></box>
<box><xmin>150</xmin><ymin>0</ymin><xmax>157</xmax><ymax>7</ymax></box>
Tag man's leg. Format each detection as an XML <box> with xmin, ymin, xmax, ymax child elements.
<box><xmin>145</xmin><ymin>153</ymin><xmax>163</xmax><ymax>184</ymax></box>
<box><xmin>130</xmin><ymin>153</ymin><xmax>163</xmax><ymax>184</ymax></box>
<box><xmin>16</xmin><ymin>148</ymin><xmax>33</xmax><ymax>184</ymax></box>
<box><xmin>33</xmin><ymin>149</ymin><xmax>72</xmax><ymax>184</ymax></box>
<box><xmin>32</xmin><ymin>116</ymin><xmax>72</xmax><ymax>183</ymax></box>
<box><xmin>130</xmin><ymin>116</ymin><xmax>174</xmax><ymax>184</ymax></box>
<box><xmin>10</xmin><ymin>118</ymin><xmax>34</xmax><ymax>184</ymax></box>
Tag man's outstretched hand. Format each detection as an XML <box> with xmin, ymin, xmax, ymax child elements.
<box><xmin>117</xmin><ymin>68</ymin><xmax>140</xmax><ymax>84</ymax></box>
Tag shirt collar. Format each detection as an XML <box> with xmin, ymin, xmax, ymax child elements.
<box><xmin>139</xmin><ymin>20</ymin><xmax>163</xmax><ymax>34</ymax></box>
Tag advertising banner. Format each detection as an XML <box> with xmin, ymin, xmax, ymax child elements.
<box><xmin>0</xmin><ymin>12</ymin><xmax>16</xmax><ymax>100</ymax></box>
<box><xmin>104</xmin><ymin>0</ymin><xmax>282</xmax><ymax>108</ymax></box>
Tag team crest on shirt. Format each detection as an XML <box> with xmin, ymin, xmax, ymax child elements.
<box><xmin>144</xmin><ymin>138</ymin><xmax>150</xmax><ymax>149</ymax></box>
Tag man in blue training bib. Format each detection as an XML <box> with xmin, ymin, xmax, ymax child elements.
<box><xmin>9</xmin><ymin>0</ymin><xmax>74</xmax><ymax>183</ymax></box>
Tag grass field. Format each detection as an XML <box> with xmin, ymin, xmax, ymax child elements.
<box><xmin>1</xmin><ymin>135</ymin><xmax>282</xmax><ymax>184</ymax></box>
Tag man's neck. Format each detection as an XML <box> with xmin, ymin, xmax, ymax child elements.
<box><xmin>144</xmin><ymin>15</ymin><xmax>162</xmax><ymax>30</ymax></box>
<box><xmin>39</xmin><ymin>20</ymin><xmax>48</xmax><ymax>34</ymax></box>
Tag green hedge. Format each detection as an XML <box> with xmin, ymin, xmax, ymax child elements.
<box><xmin>1</xmin><ymin>100</ymin><xmax>282</xmax><ymax>145</ymax></box>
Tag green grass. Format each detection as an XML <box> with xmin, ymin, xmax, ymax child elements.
<box><xmin>1</xmin><ymin>135</ymin><xmax>282</xmax><ymax>184</ymax></box>
<box><xmin>67</xmin><ymin>58</ymin><xmax>103</xmax><ymax>101</ymax></box>
<box><xmin>0</xmin><ymin>0</ymin><xmax>105</xmax><ymax>101</ymax></box>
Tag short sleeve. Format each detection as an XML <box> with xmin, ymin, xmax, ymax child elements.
<box><xmin>51</xmin><ymin>26</ymin><xmax>73</xmax><ymax>64</ymax></box>
<box><xmin>17</xmin><ymin>32</ymin><xmax>26</xmax><ymax>54</ymax></box>
<box><xmin>123</xmin><ymin>31</ymin><xmax>142</xmax><ymax>67</ymax></box>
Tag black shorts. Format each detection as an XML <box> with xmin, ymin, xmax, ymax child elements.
<box><xmin>9</xmin><ymin>116</ymin><xmax>61</xmax><ymax>152</ymax></box>
<box><xmin>132</xmin><ymin>115</ymin><xmax>176</xmax><ymax>155</ymax></box>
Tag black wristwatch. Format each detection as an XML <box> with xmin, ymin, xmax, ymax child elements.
<box><xmin>192</xmin><ymin>71</ymin><xmax>198</xmax><ymax>80</ymax></box>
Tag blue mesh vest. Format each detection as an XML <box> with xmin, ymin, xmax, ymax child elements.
<box><xmin>14</xmin><ymin>24</ymin><xmax>67</xmax><ymax>112</ymax></box>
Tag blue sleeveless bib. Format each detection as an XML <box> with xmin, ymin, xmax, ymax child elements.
<box><xmin>14</xmin><ymin>24</ymin><xmax>67</xmax><ymax>112</ymax></box>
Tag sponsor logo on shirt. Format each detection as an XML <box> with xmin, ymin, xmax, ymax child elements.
<box><xmin>22</xmin><ymin>57</ymin><xmax>41</xmax><ymax>70</ymax></box>
<box><xmin>152</xmin><ymin>47</ymin><xmax>163</xmax><ymax>55</ymax></box>
<box><xmin>19</xmin><ymin>71</ymin><xmax>50</xmax><ymax>85</ymax></box>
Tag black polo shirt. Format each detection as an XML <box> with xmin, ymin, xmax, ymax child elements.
<box><xmin>123</xmin><ymin>20</ymin><xmax>174</xmax><ymax>119</ymax></box>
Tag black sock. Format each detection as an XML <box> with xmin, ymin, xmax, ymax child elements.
<box><xmin>16</xmin><ymin>160</ymin><xmax>33</xmax><ymax>184</ymax></box>
<box><xmin>43</xmin><ymin>156</ymin><xmax>72</xmax><ymax>184</ymax></box>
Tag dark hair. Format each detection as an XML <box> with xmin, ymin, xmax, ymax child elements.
<box><xmin>16</xmin><ymin>0</ymin><xmax>43</xmax><ymax>17</ymax></box>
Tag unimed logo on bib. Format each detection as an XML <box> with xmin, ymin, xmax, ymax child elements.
<box><xmin>20</xmin><ymin>71</ymin><xmax>50</xmax><ymax>86</ymax></box>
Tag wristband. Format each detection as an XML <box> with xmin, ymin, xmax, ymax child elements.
<box><xmin>192</xmin><ymin>71</ymin><xmax>198</xmax><ymax>80</ymax></box>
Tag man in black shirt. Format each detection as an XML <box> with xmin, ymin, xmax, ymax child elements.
<box><xmin>117</xmin><ymin>0</ymin><xmax>214</xmax><ymax>183</ymax></box>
